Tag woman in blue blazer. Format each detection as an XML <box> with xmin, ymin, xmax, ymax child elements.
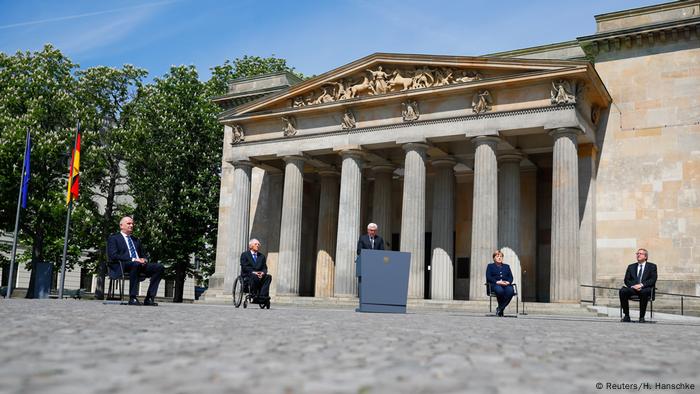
<box><xmin>485</xmin><ymin>250</ymin><xmax>514</xmax><ymax>317</ymax></box>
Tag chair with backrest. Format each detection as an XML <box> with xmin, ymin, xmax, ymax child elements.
<box><xmin>619</xmin><ymin>287</ymin><xmax>655</xmax><ymax>321</ymax></box>
<box><xmin>105</xmin><ymin>245</ymin><xmax>147</xmax><ymax>302</ymax></box>
<box><xmin>485</xmin><ymin>282</ymin><xmax>519</xmax><ymax>315</ymax></box>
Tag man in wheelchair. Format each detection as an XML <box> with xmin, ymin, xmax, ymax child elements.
<box><xmin>240</xmin><ymin>238</ymin><xmax>271</xmax><ymax>306</ymax></box>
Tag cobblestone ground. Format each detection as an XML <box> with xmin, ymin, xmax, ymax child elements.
<box><xmin>1</xmin><ymin>300</ymin><xmax>698</xmax><ymax>394</ymax></box>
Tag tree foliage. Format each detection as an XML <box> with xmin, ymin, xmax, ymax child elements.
<box><xmin>208</xmin><ymin>54</ymin><xmax>305</xmax><ymax>96</ymax></box>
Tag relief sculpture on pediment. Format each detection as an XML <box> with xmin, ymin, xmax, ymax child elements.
<box><xmin>550</xmin><ymin>79</ymin><xmax>578</xmax><ymax>105</ymax></box>
<box><xmin>282</xmin><ymin>116</ymin><xmax>297</xmax><ymax>136</ymax></box>
<box><xmin>402</xmin><ymin>100</ymin><xmax>420</xmax><ymax>122</ymax></box>
<box><xmin>341</xmin><ymin>109</ymin><xmax>356</xmax><ymax>129</ymax></box>
<box><xmin>291</xmin><ymin>64</ymin><xmax>483</xmax><ymax>108</ymax></box>
<box><xmin>472</xmin><ymin>90</ymin><xmax>492</xmax><ymax>114</ymax></box>
<box><xmin>230</xmin><ymin>123</ymin><xmax>244</xmax><ymax>145</ymax></box>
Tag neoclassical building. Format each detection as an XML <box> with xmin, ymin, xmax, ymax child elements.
<box><xmin>202</xmin><ymin>1</ymin><xmax>700</xmax><ymax>304</ymax></box>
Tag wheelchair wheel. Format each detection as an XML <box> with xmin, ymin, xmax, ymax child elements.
<box><xmin>232</xmin><ymin>277</ymin><xmax>243</xmax><ymax>308</ymax></box>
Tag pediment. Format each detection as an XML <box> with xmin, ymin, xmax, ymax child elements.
<box><xmin>220</xmin><ymin>53</ymin><xmax>604</xmax><ymax>121</ymax></box>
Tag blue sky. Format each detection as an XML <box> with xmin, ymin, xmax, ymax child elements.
<box><xmin>1</xmin><ymin>0</ymin><xmax>662</xmax><ymax>81</ymax></box>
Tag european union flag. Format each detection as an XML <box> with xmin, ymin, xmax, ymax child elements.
<box><xmin>20</xmin><ymin>131</ymin><xmax>31</xmax><ymax>209</ymax></box>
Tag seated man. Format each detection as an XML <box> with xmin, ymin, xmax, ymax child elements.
<box><xmin>620</xmin><ymin>248</ymin><xmax>657</xmax><ymax>323</ymax></box>
<box><xmin>486</xmin><ymin>249</ymin><xmax>514</xmax><ymax>317</ymax></box>
<box><xmin>107</xmin><ymin>216</ymin><xmax>164</xmax><ymax>306</ymax></box>
<box><xmin>240</xmin><ymin>238</ymin><xmax>271</xmax><ymax>301</ymax></box>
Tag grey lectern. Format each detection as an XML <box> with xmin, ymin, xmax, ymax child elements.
<box><xmin>356</xmin><ymin>249</ymin><xmax>410</xmax><ymax>313</ymax></box>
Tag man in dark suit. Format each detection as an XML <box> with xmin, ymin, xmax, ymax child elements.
<box><xmin>620</xmin><ymin>248</ymin><xmax>657</xmax><ymax>323</ymax></box>
<box><xmin>240</xmin><ymin>238</ymin><xmax>271</xmax><ymax>300</ymax></box>
<box><xmin>107</xmin><ymin>216</ymin><xmax>164</xmax><ymax>306</ymax></box>
<box><xmin>356</xmin><ymin>223</ymin><xmax>385</xmax><ymax>255</ymax></box>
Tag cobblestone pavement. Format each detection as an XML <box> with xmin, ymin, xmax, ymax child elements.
<box><xmin>1</xmin><ymin>300</ymin><xmax>698</xmax><ymax>394</ymax></box>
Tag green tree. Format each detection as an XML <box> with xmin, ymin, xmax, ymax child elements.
<box><xmin>72</xmin><ymin>64</ymin><xmax>147</xmax><ymax>298</ymax></box>
<box><xmin>208</xmin><ymin>54</ymin><xmax>306</xmax><ymax>96</ymax></box>
<box><xmin>125</xmin><ymin>65</ymin><xmax>222</xmax><ymax>302</ymax></box>
<box><xmin>0</xmin><ymin>45</ymin><xmax>81</xmax><ymax>287</ymax></box>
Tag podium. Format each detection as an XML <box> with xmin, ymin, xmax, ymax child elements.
<box><xmin>356</xmin><ymin>249</ymin><xmax>410</xmax><ymax>313</ymax></box>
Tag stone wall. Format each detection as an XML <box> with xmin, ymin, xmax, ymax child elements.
<box><xmin>594</xmin><ymin>37</ymin><xmax>700</xmax><ymax>294</ymax></box>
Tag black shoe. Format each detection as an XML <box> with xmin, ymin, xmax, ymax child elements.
<box><xmin>498</xmin><ymin>308</ymin><xmax>505</xmax><ymax>317</ymax></box>
<box><xmin>495</xmin><ymin>307</ymin><xmax>501</xmax><ymax>316</ymax></box>
<box><xmin>638</xmin><ymin>317</ymin><xmax>646</xmax><ymax>323</ymax></box>
<box><xmin>144</xmin><ymin>297</ymin><xmax>158</xmax><ymax>306</ymax></box>
<box><xmin>621</xmin><ymin>315</ymin><xmax>631</xmax><ymax>322</ymax></box>
<box><xmin>128</xmin><ymin>297</ymin><xmax>141</xmax><ymax>306</ymax></box>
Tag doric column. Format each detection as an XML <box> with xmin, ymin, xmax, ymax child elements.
<box><xmin>550</xmin><ymin>128</ymin><xmax>580</xmax><ymax>302</ymax></box>
<box><xmin>579</xmin><ymin>143</ymin><xmax>597</xmax><ymax>302</ymax></box>
<box><xmin>469</xmin><ymin>136</ymin><xmax>499</xmax><ymax>300</ymax></box>
<box><xmin>372</xmin><ymin>165</ymin><xmax>394</xmax><ymax>249</ymax></box>
<box><xmin>400</xmin><ymin>142</ymin><xmax>428</xmax><ymax>299</ymax></box>
<box><xmin>334</xmin><ymin>150</ymin><xmax>364</xmax><ymax>297</ymax></box>
<box><xmin>430</xmin><ymin>157</ymin><xmax>455</xmax><ymax>300</ymax></box>
<box><xmin>277</xmin><ymin>155</ymin><xmax>306</xmax><ymax>296</ymax></box>
<box><xmin>315</xmin><ymin>170</ymin><xmax>340</xmax><ymax>298</ymax></box>
<box><xmin>223</xmin><ymin>160</ymin><xmax>253</xmax><ymax>294</ymax></box>
<box><xmin>498</xmin><ymin>151</ymin><xmax>523</xmax><ymax>300</ymax></box>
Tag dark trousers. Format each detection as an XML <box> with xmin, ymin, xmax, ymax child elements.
<box><xmin>493</xmin><ymin>284</ymin><xmax>515</xmax><ymax>311</ymax></box>
<box><xmin>122</xmin><ymin>261</ymin><xmax>164</xmax><ymax>298</ymax></box>
<box><xmin>619</xmin><ymin>286</ymin><xmax>653</xmax><ymax>318</ymax></box>
<box><xmin>248</xmin><ymin>274</ymin><xmax>272</xmax><ymax>299</ymax></box>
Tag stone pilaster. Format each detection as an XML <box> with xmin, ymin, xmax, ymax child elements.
<box><xmin>372</xmin><ymin>165</ymin><xmax>394</xmax><ymax>249</ymax></box>
<box><xmin>400</xmin><ymin>143</ymin><xmax>428</xmax><ymax>299</ymax></box>
<box><xmin>222</xmin><ymin>161</ymin><xmax>253</xmax><ymax>295</ymax></box>
<box><xmin>315</xmin><ymin>170</ymin><xmax>340</xmax><ymax>298</ymax></box>
<box><xmin>498</xmin><ymin>151</ymin><xmax>523</xmax><ymax>299</ymax></box>
<box><xmin>277</xmin><ymin>156</ymin><xmax>306</xmax><ymax>296</ymax></box>
<box><xmin>334</xmin><ymin>150</ymin><xmax>364</xmax><ymax>297</ymax></box>
<box><xmin>469</xmin><ymin>136</ymin><xmax>499</xmax><ymax>300</ymax></box>
<box><xmin>550</xmin><ymin>128</ymin><xmax>580</xmax><ymax>302</ymax></box>
<box><xmin>430</xmin><ymin>158</ymin><xmax>455</xmax><ymax>300</ymax></box>
<box><xmin>578</xmin><ymin>143</ymin><xmax>597</xmax><ymax>302</ymax></box>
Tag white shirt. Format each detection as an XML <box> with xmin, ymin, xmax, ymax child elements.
<box><xmin>121</xmin><ymin>231</ymin><xmax>140</xmax><ymax>260</ymax></box>
<box><xmin>637</xmin><ymin>262</ymin><xmax>646</xmax><ymax>285</ymax></box>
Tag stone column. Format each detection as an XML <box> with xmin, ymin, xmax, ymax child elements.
<box><xmin>550</xmin><ymin>128</ymin><xmax>580</xmax><ymax>302</ymax></box>
<box><xmin>578</xmin><ymin>144</ymin><xmax>597</xmax><ymax>302</ymax></box>
<box><xmin>334</xmin><ymin>150</ymin><xmax>364</xmax><ymax>297</ymax></box>
<box><xmin>469</xmin><ymin>136</ymin><xmax>499</xmax><ymax>300</ymax></box>
<box><xmin>315</xmin><ymin>170</ymin><xmax>340</xmax><ymax>298</ymax></box>
<box><xmin>400</xmin><ymin>143</ymin><xmax>428</xmax><ymax>299</ymax></box>
<box><xmin>277</xmin><ymin>156</ymin><xmax>306</xmax><ymax>296</ymax></box>
<box><xmin>498</xmin><ymin>151</ymin><xmax>523</xmax><ymax>300</ymax></box>
<box><xmin>372</xmin><ymin>165</ymin><xmax>394</xmax><ymax>249</ymax></box>
<box><xmin>223</xmin><ymin>161</ymin><xmax>253</xmax><ymax>295</ymax></box>
<box><xmin>430</xmin><ymin>158</ymin><xmax>455</xmax><ymax>300</ymax></box>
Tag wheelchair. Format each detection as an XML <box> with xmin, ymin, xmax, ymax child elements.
<box><xmin>232</xmin><ymin>274</ymin><xmax>270</xmax><ymax>309</ymax></box>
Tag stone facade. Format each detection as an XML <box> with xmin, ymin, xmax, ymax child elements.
<box><xmin>203</xmin><ymin>1</ymin><xmax>700</xmax><ymax>303</ymax></box>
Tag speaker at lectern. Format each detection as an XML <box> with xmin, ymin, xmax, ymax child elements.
<box><xmin>356</xmin><ymin>249</ymin><xmax>410</xmax><ymax>313</ymax></box>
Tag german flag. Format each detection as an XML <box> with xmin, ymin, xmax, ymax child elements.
<box><xmin>66</xmin><ymin>132</ymin><xmax>80</xmax><ymax>204</ymax></box>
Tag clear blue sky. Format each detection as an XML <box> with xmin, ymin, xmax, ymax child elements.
<box><xmin>0</xmin><ymin>0</ymin><xmax>662</xmax><ymax>81</ymax></box>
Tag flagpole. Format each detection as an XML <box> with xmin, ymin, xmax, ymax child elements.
<box><xmin>6</xmin><ymin>129</ymin><xmax>30</xmax><ymax>299</ymax></box>
<box><xmin>58</xmin><ymin>199</ymin><xmax>73</xmax><ymax>299</ymax></box>
<box><xmin>58</xmin><ymin>122</ymin><xmax>80</xmax><ymax>300</ymax></box>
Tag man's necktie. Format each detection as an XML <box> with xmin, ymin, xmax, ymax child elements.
<box><xmin>370</xmin><ymin>237</ymin><xmax>374</xmax><ymax>249</ymax></box>
<box><xmin>252</xmin><ymin>253</ymin><xmax>257</xmax><ymax>262</ymax></box>
<box><xmin>637</xmin><ymin>265</ymin><xmax>643</xmax><ymax>284</ymax></box>
<box><xmin>127</xmin><ymin>236</ymin><xmax>137</xmax><ymax>259</ymax></box>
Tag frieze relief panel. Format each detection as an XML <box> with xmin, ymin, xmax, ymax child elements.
<box><xmin>291</xmin><ymin>64</ymin><xmax>483</xmax><ymax>108</ymax></box>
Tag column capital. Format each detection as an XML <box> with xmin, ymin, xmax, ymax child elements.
<box><xmin>548</xmin><ymin>127</ymin><xmax>581</xmax><ymax>140</ymax></box>
<box><xmin>431</xmin><ymin>157</ymin><xmax>456</xmax><ymax>169</ymax></box>
<box><xmin>339</xmin><ymin>149</ymin><xmax>365</xmax><ymax>160</ymax></box>
<box><xmin>402</xmin><ymin>142</ymin><xmax>429</xmax><ymax>153</ymax></box>
<box><xmin>282</xmin><ymin>155</ymin><xmax>306</xmax><ymax>164</ymax></box>
<box><xmin>498</xmin><ymin>150</ymin><xmax>523</xmax><ymax>164</ymax></box>
<box><xmin>318</xmin><ymin>168</ymin><xmax>340</xmax><ymax>178</ymax></box>
<box><xmin>372</xmin><ymin>164</ymin><xmax>395</xmax><ymax>174</ymax></box>
<box><xmin>471</xmin><ymin>135</ymin><xmax>500</xmax><ymax>149</ymax></box>
<box><xmin>233</xmin><ymin>160</ymin><xmax>254</xmax><ymax>169</ymax></box>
